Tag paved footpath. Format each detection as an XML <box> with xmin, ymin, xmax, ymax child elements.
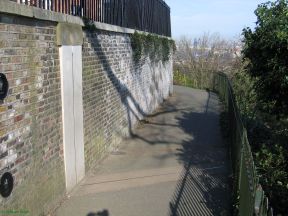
<box><xmin>55</xmin><ymin>86</ymin><xmax>232</xmax><ymax>216</ymax></box>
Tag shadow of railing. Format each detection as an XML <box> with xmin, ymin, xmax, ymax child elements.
<box><xmin>169</xmin><ymin>163</ymin><xmax>231</xmax><ymax>216</ymax></box>
<box><xmin>130</xmin><ymin>89</ymin><xmax>232</xmax><ymax>215</ymax></box>
<box><xmin>168</xmin><ymin>91</ymin><xmax>232</xmax><ymax>215</ymax></box>
<box><xmin>84</xmin><ymin>28</ymin><xmax>231</xmax><ymax>215</ymax></box>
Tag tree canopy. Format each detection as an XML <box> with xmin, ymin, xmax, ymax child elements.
<box><xmin>242</xmin><ymin>0</ymin><xmax>288</xmax><ymax>115</ymax></box>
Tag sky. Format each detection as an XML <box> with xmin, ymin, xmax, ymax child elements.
<box><xmin>165</xmin><ymin>0</ymin><xmax>271</xmax><ymax>39</ymax></box>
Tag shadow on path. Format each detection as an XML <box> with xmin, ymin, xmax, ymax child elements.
<box><xmin>84</xmin><ymin>28</ymin><xmax>231</xmax><ymax>215</ymax></box>
<box><xmin>132</xmin><ymin>90</ymin><xmax>232</xmax><ymax>215</ymax></box>
<box><xmin>87</xmin><ymin>209</ymin><xmax>109</xmax><ymax>216</ymax></box>
<box><xmin>168</xmin><ymin>91</ymin><xmax>232</xmax><ymax>216</ymax></box>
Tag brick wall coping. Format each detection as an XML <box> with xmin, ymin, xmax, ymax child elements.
<box><xmin>0</xmin><ymin>0</ymin><xmax>171</xmax><ymax>39</ymax></box>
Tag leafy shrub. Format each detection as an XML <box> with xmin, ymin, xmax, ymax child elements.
<box><xmin>173</xmin><ymin>70</ymin><xmax>195</xmax><ymax>88</ymax></box>
<box><xmin>232</xmin><ymin>69</ymin><xmax>288</xmax><ymax>215</ymax></box>
<box><xmin>239</xmin><ymin>1</ymin><xmax>288</xmax><ymax>211</ymax></box>
<box><xmin>242</xmin><ymin>0</ymin><xmax>288</xmax><ymax>116</ymax></box>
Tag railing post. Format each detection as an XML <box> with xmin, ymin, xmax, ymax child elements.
<box><xmin>13</xmin><ymin>0</ymin><xmax>171</xmax><ymax>37</ymax></box>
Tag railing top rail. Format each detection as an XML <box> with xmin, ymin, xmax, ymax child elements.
<box><xmin>11</xmin><ymin>0</ymin><xmax>172</xmax><ymax>37</ymax></box>
<box><xmin>213</xmin><ymin>72</ymin><xmax>273</xmax><ymax>216</ymax></box>
<box><xmin>157</xmin><ymin>0</ymin><xmax>171</xmax><ymax>9</ymax></box>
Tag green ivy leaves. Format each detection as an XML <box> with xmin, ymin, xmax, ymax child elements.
<box><xmin>130</xmin><ymin>32</ymin><xmax>175</xmax><ymax>63</ymax></box>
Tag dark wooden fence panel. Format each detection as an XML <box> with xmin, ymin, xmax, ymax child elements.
<box><xmin>15</xmin><ymin>0</ymin><xmax>171</xmax><ymax>36</ymax></box>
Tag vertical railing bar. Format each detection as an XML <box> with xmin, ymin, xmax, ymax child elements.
<box><xmin>58</xmin><ymin>0</ymin><xmax>61</xmax><ymax>13</ymax></box>
<box><xmin>92</xmin><ymin>0</ymin><xmax>94</xmax><ymax>21</ymax></box>
<box><xmin>159</xmin><ymin>0</ymin><xmax>161</xmax><ymax>34</ymax></box>
<box><xmin>112</xmin><ymin>0</ymin><xmax>117</xmax><ymax>25</ymax></box>
<box><xmin>14</xmin><ymin>0</ymin><xmax>171</xmax><ymax>36</ymax></box>
<box><xmin>108</xmin><ymin>0</ymin><xmax>111</xmax><ymax>24</ymax></box>
<box><xmin>157</xmin><ymin>0</ymin><xmax>160</xmax><ymax>34</ymax></box>
<box><xmin>69</xmin><ymin>0</ymin><xmax>71</xmax><ymax>15</ymax></box>
<box><xmin>144</xmin><ymin>0</ymin><xmax>147</xmax><ymax>31</ymax></box>
<box><xmin>89</xmin><ymin>0</ymin><xmax>91</xmax><ymax>20</ymax></box>
<box><xmin>146</xmin><ymin>0</ymin><xmax>150</xmax><ymax>32</ymax></box>
<box><xmin>89</xmin><ymin>0</ymin><xmax>92</xmax><ymax>21</ymax></box>
<box><xmin>95</xmin><ymin>0</ymin><xmax>97</xmax><ymax>21</ymax></box>
<box><xmin>110</xmin><ymin>0</ymin><xmax>112</xmax><ymax>24</ymax></box>
<box><xmin>90</xmin><ymin>0</ymin><xmax>92</xmax><ymax>20</ymax></box>
<box><xmin>102</xmin><ymin>0</ymin><xmax>104</xmax><ymax>23</ymax></box>
<box><xmin>83</xmin><ymin>0</ymin><xmax>84</xmax><ymax>18</ymax></box>
<box><xmin>78</xmin><ymin>0</ymin><xmax>81</xmax><ymax>17</ymax></box>
<box><xmin>96</xmin><ymin>0</ymin><xmax>99</xmax><ymax>22</ymax></box>
<box><xmin>144</xmin><ymin>0</ymin><xmax>147</xmax><ymax>32</ymax></box>
<box><xmin>103</xmin><ymin>0</ymin><xmax>106</xmax><ymax>23</ymax></box>
<box><xmin>94</xmin><ymin>0</ymin><xmax>97</xmax><ymax>21</ymax></box>
<box><xmin>77</xmin><ymin>0</ymin><xmax>79</xmax><ymax>15</ymax></box>
<box><xmin>115</xmin><ymin>0</ymin><xmax>119</xmax><ymax>26</ymax></box>
<box><xmin>137</xmin><ymin>0</ymin><xmax>141</xmax><ymax>30</ymax></box>
<box><xmin>149</xmin><ymin>0</ymin><xmax>153</xmax><ymax>33</ymax></box>
<box><xmin>99</xmin><ymin>0</ymin><xmax>101</xmax><ymax>22</ymax></box>
<box><xmin>64</xmin><ymin>0</ymin><xmax>67</xmax><ymax>14</ymax></box>
<box><xmin>101</xmin><ymin>0</ymin><xmax>103</xmax><ymax>22</ymax></box>
<box><xmin>96</xmin><ymin>0</ymin><xmax>98</xmax><ymax>21</ymax></box>
<box><xmin>72</xmin><ymin>0</ymin><xmax>75</xmax><ymax>15</ymax></box>
<box><xmin>71</xmin><ymin>0</ymin><xmax>74</xmax><ymax>15</ymax></box>
<box><xmin>156</xmin><ymin>0</ymin><xmax>158</xmax><ymax>34</ymax></box>
<box><xmin>55</xmin><ymin>0</ymin><xmax>58</xmax><ymax>12</ymax></box>
<box><xmin>105</xmin><ymin>0</ymin><xmax>108</xmax><ymax>24</ymax></box>
<box><xmin>68</xmin><ymin>0</ymin><xmax>71</xmax><ymax>15</ymax></box>
<box><xmin>121</xmin><ymin>0</ymin><xmax>125</xmax><ymax>27</ymax></box>
<box><xmin>84</xmin><ymin>0</ymin><xmax>87</xmax><ymax>18</ymax></box>
<box><xmin>108</xmin><ymin>0</ymin><xmax>113</xmax><ymax>24</ymax></box>
<box><xmin>110</xmin><ymin>0</ymin><xmax>113</xmax><ymax>25</ymax></box>
<box><xmin>80</xmin><ymin>0</ymin><xmax>82</xmax><ymax>16</ymax></box>
<box><xmin>113</xmin><ymin>0</ymin><xmax>116</xmax><ymax>25</ymax></box>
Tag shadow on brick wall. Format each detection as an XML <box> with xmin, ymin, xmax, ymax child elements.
<box><xmin>84</xmin><ymin>31</ymin><xmax>159</xmax><ymax>136</ymax></box>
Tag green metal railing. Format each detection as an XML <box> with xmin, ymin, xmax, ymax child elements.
<box><xmin>212</xmin><ymin>72</ymin><xmax>273</xmax><ymax>216</ymax></box>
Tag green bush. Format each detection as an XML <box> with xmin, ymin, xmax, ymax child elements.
<box><xmin>173</xmin><ymin>70</ymin><xmax>195</xmax><ymax>88</ymax></box>
<box><xmin>232</xmin><ymin>69</ymin><xmax>288</xmax><ymax>215</ymax></box>
<box><xmin>242</xmin><ymin>0</ymin><xmax>288</xmax><ymax>116</ymax></box>
<box><xmin>240</xmin><ymin>1</ymin><xmax>288</xmax><ymax>212</ymax></box>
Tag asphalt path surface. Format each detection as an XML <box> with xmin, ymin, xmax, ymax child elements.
<box><xmin>56</xmin><ymin>85</ymin><xmax>232</xmax><ymax>216</ymax></box>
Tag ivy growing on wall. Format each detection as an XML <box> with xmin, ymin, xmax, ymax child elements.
<box><xmin>131</xmin><ymin>32</ymin><xmax>176</xmax><ymax>63</ymax></box>
<box><xmin>82</xmin><ymin>17</ymin><xmax>97</xmax><ymax>31</ymax></box>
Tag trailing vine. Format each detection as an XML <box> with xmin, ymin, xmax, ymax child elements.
<box><xmin>82</xmin><ymin>17</ymin><xmax>97</xmax><ymax>31</ymax></box>
<box><xmin>130</xmin><ymin>31</ymin><xmax>176</xmax><ymax>63</ymax></box>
